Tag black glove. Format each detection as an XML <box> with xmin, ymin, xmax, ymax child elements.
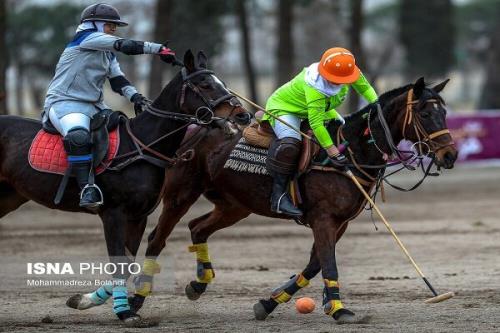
<box><xmin>130</xmin><ymin>93</ymin><xmax>149</xmax><ymax>115</ymax></box>
<box><xmin>328</xmin><ymin>153</ymin><xmax>350</xmax><ymax>171</ymax></box>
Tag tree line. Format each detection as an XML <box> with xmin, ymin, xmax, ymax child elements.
<box><xmin>0</xmin><ymin>0</ymin><xmax>499</xmax><ymax>115</ymax></box>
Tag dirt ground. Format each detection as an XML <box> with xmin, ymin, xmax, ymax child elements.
<box><xmin>0</xmin><ymin>164</ymin><xmax>499</xmax><ymax>332</ymax></box>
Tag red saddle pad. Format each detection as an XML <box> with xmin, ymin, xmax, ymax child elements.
<box><xmin>29</xmin><ymin>128</ymin><xmax>120</xmax><ymax>175</ymax></box>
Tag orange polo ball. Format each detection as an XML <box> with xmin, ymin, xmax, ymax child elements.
<box><xmin>295</xmin><ymin>297</ymin><xmax>315</xmax><ymax>314</ymax></box>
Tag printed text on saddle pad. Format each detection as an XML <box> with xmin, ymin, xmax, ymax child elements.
<box><xmin>28</xmin><ymin>129</ymin><xmax>120</xmax><ymax>175</ymax></box>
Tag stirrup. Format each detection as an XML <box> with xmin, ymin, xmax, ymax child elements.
<box><xmin>80</xmin><ymin>184</ymin><xmax>104</xmax><ymax>206</ymax></box>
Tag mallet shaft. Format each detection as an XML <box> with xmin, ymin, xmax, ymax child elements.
<box><xmin>228</xmin><ymin>89</ymin><xmax>313</xmax><ymax>140</ymax></box>
<box><xmin>346</xmin><ymin>170</ymin><xmax>428</xmax><ymax>279</ymax></box>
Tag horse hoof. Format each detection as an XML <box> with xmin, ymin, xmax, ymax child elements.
<box><xmin>120</xmin><ymin>311</ymin><xmax>159</xmax><ymax>328</ymax></box>
<box><xmin>66</xmin><ymin>293</ymin><xmax>98</xmax><ymax>310</ymax></box>
<box><xmin>185</xmin><ymin>283</ymin><xmax>201</xmax><ymax>301</ymax></box>
<box><xmin>128</xmin><ymin>295</ymin><xmax>145</xmax><ymax>313</ymax></box>
<box><xmin>253</xmin><ymin>301</ymin><xmax>269</xmax><ymax>321</ymax></box>
<box><xmin>333</xmin><ymin>308</ymin><xmax>369</xmax><ymax>325</ymax></box>
<box><xmin>66</xmin><ymin>294</ymin><xmax>83</xmax><ymax>309</ymax></box>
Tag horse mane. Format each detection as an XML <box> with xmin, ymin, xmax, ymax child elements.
<box><xmin>334</xmin><ymin>83</ymin><xmax>414</xmax><ymax>135</ymax></box>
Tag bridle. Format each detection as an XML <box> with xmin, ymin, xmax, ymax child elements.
<box><xmin>109</xmin><ymin>68</ymin><xmax>242</xmax><ymax>171</ymax></box>
<box><xmin>367</xmin><ymin>87</ymin><xmax>454</xmax><ymax>163</ymax></box>
<box><xmin>400</xmin><ymin>88</ymin><xmax>455</xmax><ymax>156</ymax></box>
<box><xmin>146</xmin><ymin>68</ymin><xmax>241</xmax><ymax>125</ymax></box>
<box><xmin>329</xmin><ymin>87</ymin><xmax>456</xmax><ymax>195</ymax></box>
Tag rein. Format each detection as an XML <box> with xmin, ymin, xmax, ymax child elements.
<box><xmin>107</xmin><ymin>68</ymin><xmax>240</xmax><ymax>171</ymax></box>
<box><xmin>327</xmin><ymin>88</ymin><xmax>452</xmax><ymax>196</ymax></box>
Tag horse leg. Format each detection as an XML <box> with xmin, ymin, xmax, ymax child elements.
<box><xmin>97</xmin><ymin>208</ymin><xmax>144</xmax><ymax>325</ymax></box>
<box><xmin>66</xmin><ymin>217</ymin><xmax>148</xmax><ymax>312</ymax></box>
<box><xmin>185</xmin><ymin>204</ymin><xmax>250</xmax><ymax>300</ymax></box>
<box><xmin>253</xmin><ymin>244</ymin><xmax>320</xmax><ymax>319</ymax></box>
<box><xmin>130</xmin><ymin>186</ymin><xmax>203</xmax><ymax>312</ymax></box>
<box><xmin>0</xmin><ymin>182</ymin><xmax>28</xmax><ymax>218</ymax></box>
<box><xmin>310</xmin><ymin>217</ymin><xmax>361</xmax><ymax>324</ymax></box>
<box><xmin>253</xmin><ymin>222</ymin><xmax>350</xmax><ymax>320</ymax></box>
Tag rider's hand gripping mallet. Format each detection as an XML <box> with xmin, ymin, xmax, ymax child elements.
<box><xmin>346</xmin><ymin>170</ymin><xmax>454</xmax><ymax>303</ymax></box>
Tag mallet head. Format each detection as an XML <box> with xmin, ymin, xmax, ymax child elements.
<box><xmin>424</xmin><ymin>291</ymin><xmax>455</xmax><ymax>304</ymax></box>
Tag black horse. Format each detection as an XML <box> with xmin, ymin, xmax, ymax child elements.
<box><xmin>0</xmin><ymin>50</ymin><xmax>247</xmax><ymax>325</ymax></box>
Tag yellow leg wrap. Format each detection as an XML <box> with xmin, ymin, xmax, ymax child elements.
<box><xmin>323</xmin><ymin>279</ymin><xmax>344</xmax><ymax>316</ymax></box>
<box><xmin>272</xmin><ymin>290</ymin><xmax>292</xmax><ymax>304</ymax></box>
<box><xmin>143</xmin><ymin>259</ymin><xmax>161</xmax><ymax>275</ymax></box>
<box><xmin>324</xmin><ymin>299</ymin><xmax>345</xmax><ymax>316</ymax></box>
<box><xmin>296</xmin><ymin>274</ymin><xmax>310</xmax><ymax>288</ymax></box>
<box><xmin>324</xmin><ymin>279</ymin><xmax>340</xmax><ymax>288</ymax></box>
<box><xmin>188</xmin><ymin>243</ymin><xmax>215</xmax><ymax>284</ymax></box>
<box><xmin>134</xmin><ymin>259</ymin><xmax>161</xmax><ymax>297</ymax></box>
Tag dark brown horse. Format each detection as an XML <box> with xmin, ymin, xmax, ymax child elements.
<box><xmin>94</xmin><ymin>77</ymin><xmax>457</xmax><ymax>323</ymax></box>
<box><xmin>0</xmin><ymin>50</ymin><xmax>248</xmax><ymax>325</ymax></box>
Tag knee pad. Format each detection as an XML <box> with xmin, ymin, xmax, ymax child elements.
<box><xmin>63</xmin><ymin>128</ymin><xmax>91</xmax><ymax>156</ymax></box>
<box><xmin>267</xmin><ymin>137</ymin><xmax>302</xmax><ymax>175</ymax></box>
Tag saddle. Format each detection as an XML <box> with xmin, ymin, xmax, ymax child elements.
<box><xmin>242</xmin><ymin>121</ymin><xmax>320</xmax><ymax>174</ymax></box>
<box><xmin>30</xmin><ymin>110</ymin><xmax>124</xmax><ymax>177</ymax></box>
<box><xmin>42</xmin><ymin>109</ymin><xmax>123</xmax><ymax>165</ymax></box>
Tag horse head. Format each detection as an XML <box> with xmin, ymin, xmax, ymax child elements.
<box><xmin>389</xmin><ymin>77</ymin><xmax>458</xmax><ymax>169</ymax></box>
<box><xmin>176</xmin><ymin>50</ymin><xmax>250</xmax><ymax>127</ymax></box>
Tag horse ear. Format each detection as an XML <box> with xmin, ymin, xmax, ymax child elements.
<box><xmin>432</xmin><ymin>78</ymin><xmax>450</xmax><ymax>93</ymax></box>
<box><xmin>413</xmin><ymin>77</ymin><xmax>425</xmax><ymax>98</ymax></box>
<box><xmin>197</xmin><ymin>51</ymin><xmax>208</xmax><ymax>69</ymax></box>
<box><xmin>183</xmin><ymin>50</ymin><xmax>195</xmax><ymax>73</ymax></box>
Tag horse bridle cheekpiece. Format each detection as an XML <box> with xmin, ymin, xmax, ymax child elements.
<box><xmin>146</xmin><ymin>68</ymin><xmax>240</xmax><ymax>125</ymax></box>
<box><xmin>401</xmin><ymin>88</ymin><xmax>454</xmax><ymax>155</ymax></box>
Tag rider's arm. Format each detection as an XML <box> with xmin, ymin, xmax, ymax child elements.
<box><xmin>80</xmin><ymin>32</ymin><xmax>163</xmax><ymax>55</ymax></box>
<box><xmin>305</xmin><ymin>85</ymin><xmax>334</xmax><ymax>148</ymax></box>
<box><xmin>351</xmin><ymin>72</ymin><xmax>378</xmax><ymax>103</ymax></box>
<box><xmin>108</xmin><ymin>56</ymin><xmax>138</xmax><ymax>101</ymax></box>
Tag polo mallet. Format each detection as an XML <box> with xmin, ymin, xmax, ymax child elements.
<box><xmin>228</xmin><ymin>89</ymin><xmax>313</xmax><ymax>140</ymax></box>
<box><xmin>346</xmin><ymin>170</ymin><xmax>454</xmax><ymax>304</ymax></box>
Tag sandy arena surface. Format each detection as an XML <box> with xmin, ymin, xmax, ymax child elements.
<box><xmin>0</xmin><ymin>165</ymin><xmax>499</xmax><ymax>332</ymax></box>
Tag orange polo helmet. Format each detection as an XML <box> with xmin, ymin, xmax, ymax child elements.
<box><xmin>318</xmin><ymin>47</ymin><xmax>360</xmax><ymax>84</ymax></box>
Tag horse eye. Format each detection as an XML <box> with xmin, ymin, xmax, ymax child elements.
<box><xmin>420</xmin><ymin>112</ymin><xmax>430</xmax><ymax>118</ymax></box>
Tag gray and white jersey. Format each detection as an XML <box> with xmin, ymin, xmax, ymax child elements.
<box><xmin>43</xmin><ymin>29</ymin><xmax>162</xmax><ymax>120</ymax></box>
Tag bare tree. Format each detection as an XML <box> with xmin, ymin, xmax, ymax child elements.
<box><xmin>236</xmin><ymin>0</ymin><xmax>258</xmax><ymax>103</ymax></box>
<box><xmin>276</xmin><ymin>0</ymin><xmax>294</xmax><ymax>87</ymax></box>
<box><xmin>348</xmin><ymin>0</ymin><xmax>364</xmax><ymax>113</ymax></box>
<box><xmin>148</xmin><ymin>0</ymin><xmax>171</xmax><ymax>99</ymax></box>
<box><xmin>0</xmin><ymin>0</ymin><xmax>7</xmax><ymax>114</ymax></box>
<box><xmin>479</xmin><ymin>20</ymin><xmax>500</xmax><ymax>110</ymax></box>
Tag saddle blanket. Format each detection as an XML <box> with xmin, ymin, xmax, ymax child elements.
<box><xmin>223</xmin><ymin>137</ymin><xmax>270</xmax><ymax>175</ymax></box>
<box><xmin>28</xmin><ymin>128</ymin><xmax>120</xmax><ymax>175</ymax></box>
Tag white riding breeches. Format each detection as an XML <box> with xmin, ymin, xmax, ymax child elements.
<box><xmin>272</xmin><ymin>114</ymin><xmax>302</xmax><ymax>141</ymax></box>
<box><xmin>48</xmin><ymin>108</ymin><xmax>91</xmax><ymax>136</ymax></box>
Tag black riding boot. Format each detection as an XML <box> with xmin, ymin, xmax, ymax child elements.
<box><xmin>72</xmin><ymin>161</ymin><xmax>102</xmax><ymax>208</ymax></box>
<box><xmin>270</xmin><ymin>172</ymin><xmax>303</xmax><ymax>216</ymax></box>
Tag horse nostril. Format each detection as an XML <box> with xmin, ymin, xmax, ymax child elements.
<box><xmin>234</xmin><ymin>112</ymin><xmax>252</xmax><ymax>126</ymax></box>
<box><xmin>444</xmin><ymin>151</ymin><xmax>456</xmax><ymax>162</ymax></box>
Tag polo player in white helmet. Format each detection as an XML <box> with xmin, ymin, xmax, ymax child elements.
<box><xmin>43</xmin><ymin>3</ymin><xmax>176</xmax><ymax>208</ymax></box>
